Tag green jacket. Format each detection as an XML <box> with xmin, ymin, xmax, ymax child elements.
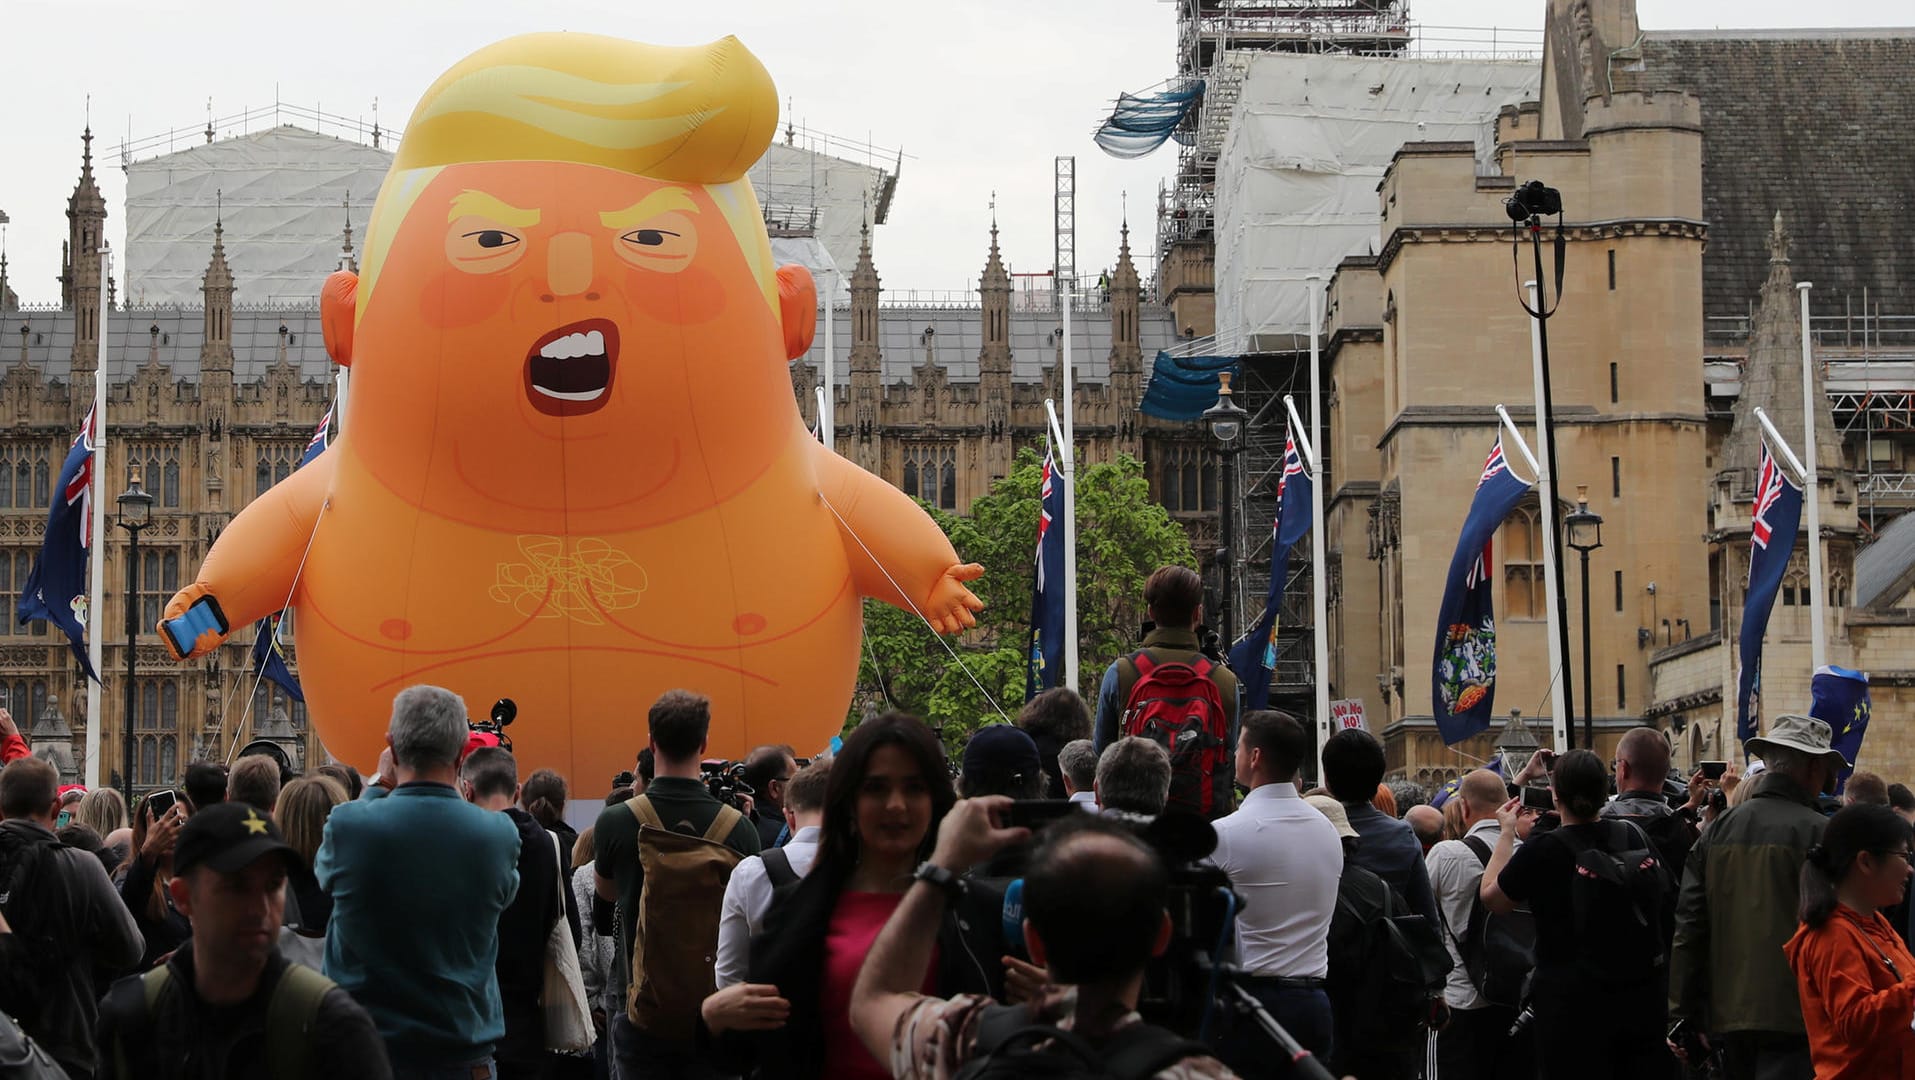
<box><xmin>1669</xmin><ymin>773</ymin><xmax>1827</xmax><ymax>1034</ymax></box>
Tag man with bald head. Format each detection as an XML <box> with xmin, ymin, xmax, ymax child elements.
<box><xmin>1600</xmin><ymin>726</ymin><xmax>1700</xmax><ymax>885</ymax></box>
<box><xmin>1426</xmin><ymin>768</ymin><xmax>1527</xmax><ymax>1078</ymax></box>
<box><xmin>1406</xmin><ymin>804</ymin><xmax>1445</xmax><ymax>853</ymax></box>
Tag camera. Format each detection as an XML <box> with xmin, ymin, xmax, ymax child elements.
<box><xmin>700</xmin><ymin>760</ymin><xmax>755</xmax><ymax>811</ymax></box>
<box><xmin>468</xmin><ymin>697</ymin><xmax>516</xmax><ymax>752</ymax></box>
<box><xmin>1504</xmin><ymin>179</ymin><xmax>1563</xmax><ymax>221</ymax></box>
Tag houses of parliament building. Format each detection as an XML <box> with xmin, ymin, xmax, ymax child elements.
<box><xmin>0</xmin><ymin>128</ymin><xmax>1199</xmax><ymax>790</ymax></box>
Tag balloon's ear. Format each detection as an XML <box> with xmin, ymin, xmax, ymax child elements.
<box><xmin>777</xmin><ymin>265</ymin><xmax>817</xmax><ymax>362</ymax></box>
<box><xmin>321</xmin><ymin>270</ymin><xmax>358</xmax><ymax>367</ymax></box>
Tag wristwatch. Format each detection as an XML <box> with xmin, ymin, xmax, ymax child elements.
<box><xmin>913</xmin><ymin>861</ymin><xmax>966</xmax><ymax>903</ymax></box>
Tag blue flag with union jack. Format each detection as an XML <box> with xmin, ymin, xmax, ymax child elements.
<box><xmin>1811</xmin><ymin>665</ymin><xmax>1869</xmax><ymax>793</ymax></box>
<box><xmin>249</xmin><ymin>405</ymin><xmax>332</xmax><ymax>702</ymax></box>
<box><xmin>15</xmin><ymin>406</ymin><xmax>101</xmax><ymax>681</ymax></box>
<box><xmin>1228</xmin><ymin>425</ymin><xmax>1312</xmax><ymax>711</ymax></box>
<box><xmin>1025</xmin><ymin>440</ymin><xmax>1068</xmax><ymax>700</ymax></box>
<box><xmin>1736</xmin><ymin>442</ymin><xmax>1803</xmax><ymax>746</ymax></box>
<box><xmin>1432</xmin><ymin>438</ymin><xmax>1533</xmax><ymax>745</ymax></box>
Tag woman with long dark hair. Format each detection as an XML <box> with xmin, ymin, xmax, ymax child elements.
<box><xmin>700</xmin><ymin>713</ymin><xmax>1002</xmax><ymax>1080</ymax></box>
<box><xmin>1784</xmin><ymin>803</ymin><xmax>1915</xmax><ymax>1078</ymax></box>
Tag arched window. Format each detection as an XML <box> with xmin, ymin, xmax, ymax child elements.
<box><xmin>1501</xmin><ymin>503</ymin><xmax>1545</xmax><ymax>620</ymax></box>
<box><xmin>161</xmin><ymin>736</ymin><xmax>178</xmax><ymax>784</ymax></box>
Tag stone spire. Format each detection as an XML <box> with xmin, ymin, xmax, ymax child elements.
<box><xmin>0</xmin><ymin>229</ymin><xmax>15</xmax><ymax>311</ymax></box>
<box><xmin>1108</xmin><ymin>218</ymin><xmax>1144</xmax><ymax>453</ymax></box>
<box><xmin>1720</xmin><ymin>211</ymin><xmax>1845</xmax><ymax>486</ymax></box>
<box><xmin>978</xmin><ymin>199</ymin><xmax>1011</xmax><ymax>377</ymax></box>
<box><xmin>339</xmin><ymin>194</ymin><xmax>358</xmax><ymax>273</ymax></box>
<box><xmin>848</xmin><ymin>218</ymin><xmax>883</xmax><ymax>474</ymax></box>
<box><xmin>200</xmin><ymin>211</ymin><xmax>235</xmax><ymax>373</ymax></box>
<box><xmin>65</xmin><ymin>125</ymin><xmax>108</xmax><ymax>371</ymax></box>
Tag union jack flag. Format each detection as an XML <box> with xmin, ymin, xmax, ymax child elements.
<box><xmin>1034</xmin><ymin>447</ymin><xmax>1055</xmax><ymax>590</ymax></box>
<box><xmin>299</xmin><ymin>404</ymin><xmax>332</xmax><ymax>469</ymax></box>
<box><xmin>1275</xmin><ymin>431</ymin><xmax>1305</xmax><ymax>529</ymax></box>
<box><xmin>1464</xmin><ymin>439</ymin><xmax>1510</xmax><ymax>589</ymax></box>
<box><xmin>66</xmin><ymin>405</ymin><xmax>97</xmax><ymax>547</ymax></box>
<box><xmin>1751</xmin><ymin>443</ymin><xmax>1786</xmax><ymax>549</ymax></box>
<box><xmin>1025</xmin><ymin>440</ymin><xmax>1067</xmax><ymax>700</ymax></box>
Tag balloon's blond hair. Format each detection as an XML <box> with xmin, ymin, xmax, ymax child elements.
<box><xmin>358</xmin><ymin>32</ymin><xmax>781</xmax><ymax>317</ymax></box>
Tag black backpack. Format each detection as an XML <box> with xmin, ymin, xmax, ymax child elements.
<box><xmin>0</xmin><ymin>829</ymin><xmax>64</xmax><ymax>1031</ymax></box>
<box><xmin>1334</xmin><ymin>882</ymin><xmax>1452</xmax><ymax>1052</ymax></box>
<box><xmin>952</xmin><ymin>1004</ymin><xmax>1210</xmax><ymax>1080</ymax></box>
<box><xmin>1557</xmin><ymin>820</ymin><xmax>1672</xmax><ymax>987</ymax></box>
<box><xmin>0</xmin><ymin>1007</ymin><xmax>68</xmax><ymax>1080</ymax></box>
<box><xmin>1458</xmin><ymin>836</ymin><xmax>1537</xmax><ymax>1008</ymax></box>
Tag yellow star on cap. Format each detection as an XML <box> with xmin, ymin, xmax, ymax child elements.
<box><xmin>242</xmin><ymin>809</ymin><xmax>269</xmax><ymax>836</ymax></box>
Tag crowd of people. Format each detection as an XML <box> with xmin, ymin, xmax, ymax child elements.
<box><xmin>0</xmin><ymin>564</ymin><xmax>1912</xmax><ymax>1079</ymax></box>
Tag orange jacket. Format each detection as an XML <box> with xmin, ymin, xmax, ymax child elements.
<box><xmin>1785</xmin><ymin>904</ymin><xmax>1915</xmax><ymax>1079</ymax></box>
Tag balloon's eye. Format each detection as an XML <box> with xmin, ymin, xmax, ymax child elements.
<box><xmin>446</xmin><ymin>222</ymin><xmax>528</xmax><ymax>274</ymax></box>
<box><xmin>470</xmin><ymin>230</ymin><xmax>518</xmax><ymax>249</ymax></box>
<box><xmin>613</xmin><ymin>213</ymin><xmax>697</xmax><ymax>274</ymax></box>
<box><xmin>623</xmin><ymin>229</ymin><xmax>675</xmax><ymax>247</ymax></box>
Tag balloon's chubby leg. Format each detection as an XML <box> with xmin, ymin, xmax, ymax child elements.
<box><xmin>158</xmin><ymin>454</ymin><xmax>335</xmax><ymax>660</ymax></box>
<box><xmin>812</xmin><ymin>443</ymin><xmax>983</xmax><ymax>635</ymax></box>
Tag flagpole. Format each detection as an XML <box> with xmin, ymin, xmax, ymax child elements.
<box><xmin>1060</xmin><ymin>287</ymin><xmax>1079</xmax><ymax>693</ymax></box>
<box><xmin>1305</xmin><ymin>275</ymin><xmax>1331</xmax><ymax>779</ymax></box>
<box><xmin>821</xmin><ymin>268</ymin><xmax>836</xmax><ymax>454</ymax></box>
<box><xmin>1797</xmin><ymin>282</ymin><xmax>1826</xmax><ymax>669</ymax></box>
<box><xmin>85</xmin><ymin>248</ymin><xmax>110</xmax><ymax>789</ymax></box>
<box><xmin>1525</xmin><ymin>282</ymin><xmax>1572</xmax><ymax>752</ymax></box>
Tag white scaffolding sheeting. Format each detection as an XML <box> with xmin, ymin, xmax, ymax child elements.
<box><xmin>125</xmin><ymin>127</ymin><xmax>394</xmax><ymax>307</ymax></box>
<box><xmin>750</xmin><ymin>140</ymin><xmax>891</xmax><ymax>289</ymax></box>
<box><xmin>1214</xmin><ymin>53</ymin><xmax>1538</xmax><ymax>352</ymax></box>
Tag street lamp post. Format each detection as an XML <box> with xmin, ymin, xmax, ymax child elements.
<box><xmin>115</xmin><ymin>469</ymin><xmax>154</xmax><ymax>808</ymax></box>
<box><xmin>1564</xmin><ymin>484</ymin><xmax>1605</xmax><ymax>754</ymax></box>
<box><xmin>1202</xmin><ymin>372</ymin><xmax>1249</xmax><ymax>649</ymax></box>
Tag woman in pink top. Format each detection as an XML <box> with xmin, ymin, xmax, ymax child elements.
<box><xmin>702</xmin><ymin>713</ymin><xmax>1004</xmax><ymax>1079</ymax></box>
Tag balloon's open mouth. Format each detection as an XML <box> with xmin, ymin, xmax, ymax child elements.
<box><xmin>525</xmin><ymin>318</ymin><xmax>619</xmax><ymax>417</ymax></box>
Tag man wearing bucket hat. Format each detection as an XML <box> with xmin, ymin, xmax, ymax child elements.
<box><xmin>96</xmin><ymin>801</ymin><xmax>391</xmax><ymax>1078</ymax></box>
<box><xmin>1669</xmin><ymin>714</ymin><xmax>1846</xmax><ymax>1079</ymax></box>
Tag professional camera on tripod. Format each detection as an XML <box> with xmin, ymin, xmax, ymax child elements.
<box><xmin>699</xmin><ymin>760</ymin><xmax>756</xmax><ymax>811</ymax></box>
<box><xmin>468</xmin><ymin>697</ymin><xmax>517</xmax><ymax>752</ymax></box>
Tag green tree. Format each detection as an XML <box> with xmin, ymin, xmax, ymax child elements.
<box><xmin>849</xmin><ymin>449</ymin><xmax>1194</xmax><ymax>752</ymax></box>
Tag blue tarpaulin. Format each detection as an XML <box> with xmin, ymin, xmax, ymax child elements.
<box><xmin>1093</xmin><ymin>81</ymin><xmax>1204</xmax><ymax>160</ymax></box>
<box><xmin>1140</xmin><ymin>351</ymin><xmax>1239</xmax><ymax>421</ymax></box>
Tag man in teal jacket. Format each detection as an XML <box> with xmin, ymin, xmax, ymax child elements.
<box><xmin>317</xmin><ymin>684</ymin><xmax>521</xmax><ymax>1079</ymax></box>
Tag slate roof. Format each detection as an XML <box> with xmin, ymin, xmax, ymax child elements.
<box><xmin>1636</xmin><ymin>31</ymin><xmax>1915</xmax><ymax>322</ymax></box>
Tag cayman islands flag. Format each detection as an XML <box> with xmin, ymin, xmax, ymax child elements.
<box><xmin>1432</xmin><ymin>438</ymin><xmax>1532</xmax><ymax>744</ymax></box>
<box><xmin>249</xmin><ymin>405</ymin><xmax>333</xmax><ymax>702</ymax></box>
<box><xmin>1228</xmin><ymin>426</ymin><xmax>1311</xmax><ymax>711</ymax></box>
<box><xmin>15</xmin><ymin>406</ymin><xmax>101</xmax><ymax>681</ymax></box>
<box><xmin>1024</xmin><ymin>440</ymin><xmax>1067</xmax><ymax>700</ymax></box>
<box><xmin>1736</xmin><ymin>442</ymin><xmax>1803</xmax><ymax>745</ymax></box>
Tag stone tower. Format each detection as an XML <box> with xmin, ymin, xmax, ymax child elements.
<box><xmin>1108</xmin><ymin>219</ymin><xmax>1145</xmax><ymax>457</ymax></box>
<box><xmin>64</xmin><ymin>127</ymin><xmax>108</xmax><ymax>386</ymax></box>
<box><xmin>978</xmin><ymin>217</ymin><xmax>1014</xmax><ymax>481</ymax></box>
<box><xmin>847</xmin><ymin>220</ymin><xmax>883</xmax><ymax>475</ymax></box>
<box><xmin>1709</xmin><ymin>212</ymin><xmax>1859</xmax><ymax>738</ymax></box>
<box><xmin>199</xmin><ymin>217</ymin><xmax>237</xmax><ymax>515</ymax></box>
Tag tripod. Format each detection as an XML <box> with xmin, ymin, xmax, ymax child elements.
<box><xmin>1208</xmin><ymin>970</ymin><xmax>1336</xmax><ymax>1080</ymax></box>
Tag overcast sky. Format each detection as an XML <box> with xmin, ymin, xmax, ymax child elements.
<box><xmin>1</xmin><ymin>0</ymin><xmax>1903</xmax><ymax>304</ymax></box>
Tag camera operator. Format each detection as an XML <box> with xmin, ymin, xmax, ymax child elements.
<box><xmin>849</xmin><ymin>798</ymin><xmax>1236</xmax><ymax>1079</ymax></box>
<box><xmin>742</xmin><ymin>745</ymin><xmax>799</xmax><ymax>849</ymax></box>
<box><xmin>1208</xmin><ymin>710</ymin><xmax>1340</xmax><ymax>1074</ymax></box>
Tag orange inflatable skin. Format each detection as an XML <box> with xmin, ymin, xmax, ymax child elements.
<box><xmin>163</xmin><ymin>46</ymin><xmax>983</xmax><ymax>783</ymax></box>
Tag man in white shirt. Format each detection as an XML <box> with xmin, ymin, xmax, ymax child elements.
<box><xmin>1209</xmin><ymin>709</ymin><xmax>1342</xmax><ymax>1074</ymax></box>
<box><xmin>1426</xmin><ymin>767</ymin><xmax>1527</xmax><ymax>1080</ymax></box>
<box><xmin>1057</xmin><ymin>739</ymin><xmax>1099</xmax><ymax>810</ymax></box>
<box><xmin>713</xmin><ymin>758</ymin><xmax>830</xmax><ymax>988</ymax></box>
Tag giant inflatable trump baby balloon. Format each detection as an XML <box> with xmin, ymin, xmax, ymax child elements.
<box><xmin>161</xmin><ymin>33</ymin><xmax>983</xmax><ymax>781</ymax></box>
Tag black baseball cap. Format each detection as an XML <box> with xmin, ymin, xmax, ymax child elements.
<box><xmin>172</xmin><ymin>802</ymin><xmax>297</xmax><ymax>876</ymax></box>
<box><xmin>962</xmin><ymin>725</ymin><xmax>1042</xmax><ymax>785</ymax></box>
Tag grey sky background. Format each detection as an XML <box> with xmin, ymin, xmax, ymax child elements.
<box><xmin>1</xmin><ymin>0</ymin><xmax>1903</xmax><ymax>304</ymax></box>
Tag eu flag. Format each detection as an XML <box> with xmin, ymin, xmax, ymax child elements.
<box><xmin>247</xmin><ymin>405</ymin><xmax>332</xmax><ymax>701</ymax></box>
<box><xmin>1429</xmin><ymin>755</ymin><xmax>1504</xmax><ymax>810</ymax></box>
<box><xmin>1736</xmin><ymin>443</ymin><xmax>1803</xmax><ymax>745</ymax></box>
<box><xmin>1024</xmin><ymin>441</ymin><xmax>1067</xmax><ymax>700</ymax></box>
<box><xmin>1432</xmin><ymin>439</ymin><xmax>1533</xmax><ymax>745</ymax></box>
<box><xmin>1811</xmin><ymin>665</ymin><xmax>1869</xmax><ymax>793</ymax></box>
<box><xmin>1228</xmin><ymin>427</ymin><xmax>1312</xmax><ymax>711</ymax></box>
<box><xmin>250</xmin><ymin>610</ymin><xmax>304</xmax><ymax>703</ymax></box>
<box><xmin>15</xmin><ymin>407</ymin><xmax>100</xmax><ymax>681</ymax></box>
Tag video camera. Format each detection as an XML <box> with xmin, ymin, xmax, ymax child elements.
<box><xmin>699</xmin><ymin>760</ymin><xmax>755</xmax><ymax>811</ymax></box>
<box><xmin>469</xmin><ymin>697</ymin><xmax>516</xmax><ymax>753</ymax></box>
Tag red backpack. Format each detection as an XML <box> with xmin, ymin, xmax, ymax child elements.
<box><xmin>1119</xmin><ymin>651</ymin><xmax>1231</xmax><ymax>817</ymax></box>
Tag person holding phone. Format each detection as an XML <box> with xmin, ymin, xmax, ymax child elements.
<box><xmin>120</xmin><ymin>791</ymin><xmax>193</xmax><ymax>970</ymax></box>
<box><xmin>1602</xmin><ymin>727</ymin><xmax>1703</xmax><ymax>886</ymax></box>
